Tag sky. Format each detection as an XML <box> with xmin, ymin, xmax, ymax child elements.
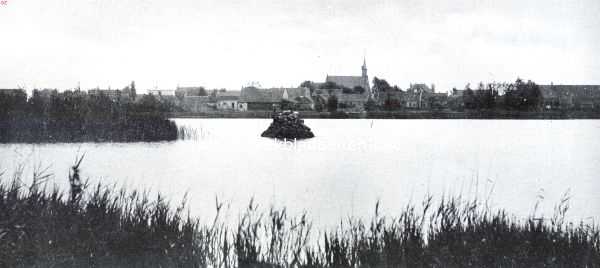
<box><xmin>1</xmin><ymin>0</ymin><xmax>599</xmax><ymax>93</ymax></box>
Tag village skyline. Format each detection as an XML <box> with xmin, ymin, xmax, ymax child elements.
<box><xmin>3</xmin><ymin>59</ymin><xmax>600</xmax><ymax>96</ymax></box>
<box><xmin>1</xmin><ymin>0</ymin><xmax>599</xmax><ymax>92</ymax></box>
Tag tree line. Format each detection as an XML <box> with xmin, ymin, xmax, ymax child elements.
<box><xmin>374</xmin><ymin>77</ymin><xmax>544</xmax><ymax>111</ymax></box>
<box><xmin>0</xmin><ymin>89</ymin><xmax>177</xmax><ymax>143</ymax></box>
<box><xmin>460</xmin><ymin>78</ymin><xmax>542</xmax><ymax>111</ymax></box>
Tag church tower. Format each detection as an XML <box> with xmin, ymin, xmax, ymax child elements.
<box><xmin>361</xmin><ymin>57</ymin><xmax>371</xmax><ymax>96</ymax></box>
<box><xmin>361</xmin><ymin>58</ymin><xmax>368</xmax><ymax>83</ymax></box>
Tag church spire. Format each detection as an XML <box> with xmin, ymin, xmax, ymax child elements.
<box><xmin>361</xmin><ymin>57</ymin><xmax>370</xmax><ymax>93</ymax></box>
<box><xmin>361</xmin><ymin>57</ymin><xmax>367</xmax><ymax>78</ymax></box>
<box><xmin>362</xmin><ymin>57</ymin><xmax>367</xmax><ymax>69</ymax></box>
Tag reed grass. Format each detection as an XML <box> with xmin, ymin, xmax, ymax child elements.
<box><xmin>1</xmin><ymin>160</ymin><xmax>598</xmax><ymax>267</ymax></box>
<box><xmin>177</xmin><ymin>125</ymin><xmax>200</xmax><ymax>141</ymax></box>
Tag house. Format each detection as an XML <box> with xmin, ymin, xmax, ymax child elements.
<box><xmin>239</xmin><ymin>87</ymin><xmax>279</xmax><ymax>111</ymax></box>
<box><xmin>85</xmin><ymin>83</ymin><xmax>136</xmax><ymax>102</ymax></box>
<box><xmin>281</xmin><ymin>87</ymin><xmax>314</xmax><ymax>110</ymax></box>
<box><xmin>148</xmin><ymin>89</ymin><xmax>176</xmax><ymax>97</ymax></box>
<box><xmin>539</xmin><ymin>84</ymin><xmax>600</xmax><ymax>110</ymax></box>
<box><xmin>404</xmin><ymin>84</ymin><xmax>433</xmax><ymax>109</ymax></box>
<box><xmin>175</xmin><ymin>86</ymin><xmax>207</xmax><ymax>98</ymax></box>
<box><xmin>335</xmin><ymin>93</ymin><xmax>368</xmax><ymax>112</ymax></box>
<box><xmin>378</xmin><ymin>90</ymin><xmax>404</xmax><ymax>110</ymax></box>
<box><xmin>451</xmin><ymin>89</ymin><xmax>465</xmax><ymax>97</ymax></box>
<box><xmin>180</xmin><ymin>96</ymin><xmax>212</xmax><ymax>113</ymax></box>
<box><xmin>448</xmin><ymin>89</ymin><xmax>465</xmax><ymax>110</ymax></box>
<box><xmin>88</xmin><ymin>89</ymin><xmax>121</xmax><ymax>99</ymax></box>
<box><xmin>37</xmin><ymin>89</ymin><xmax>59</xmax><ymax>97</ymax></box>
<box><xmin>291</xmin><ymin>96</ymin><xmax>314</xmax><ymax>110</ymax></box>
<box><xmin>427</xmin><ymin>93</ymin><xmax>449</xmax><ymax>110</ymax></box>
<box><xmin>408</xmin><ymin>83</ymin><xmax>434</xmax><ymax>94</ymax></box>
<box><xmin>215</xmin><ymin>91</ymin><xmax>242</xmax><ymax>111</ymax></box>
<box><xmin>404</xmin><ymin>93</ymin><xmax>420</xmax><ymax>109</ymax></box>
<box><xmin>313</xmin><ymin>89</ymin><xmax>367</xmax><ymax>112</ymax></box>
<box><xmin>400</xmin><ymin>83</ymin><xmax>448</xmax><ymax>109</ymax></box>
<box><xmin>239</xmin><ymin>87</ymin><xmax>313</xmax><ymax>111</ymax></box>
<box><xmin>88</xmin><ymin>88</ymin><xmax>135</xmax><ymax>102</ymax></box>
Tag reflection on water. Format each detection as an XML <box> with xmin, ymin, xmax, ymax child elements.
<box><xmin>1</xmin><ymin>119</ymin><xmax>599</xmax><ymax>226</ymax></box>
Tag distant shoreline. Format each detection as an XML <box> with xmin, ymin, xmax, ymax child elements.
<box><xmin>170</xmin><ymin>110</ymin><xmax>600</xmax><ymax>120</ymax></box>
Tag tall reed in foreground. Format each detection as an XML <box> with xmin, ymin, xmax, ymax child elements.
<box><xmin>0</xmin><ymin>158</ymin><xmax>199</xmax><ymax>267</ymax></box>
<box><xmin>0</xmin><ymin>160</ymin><xmax>598</xmax><ymax>267</ymax></box>
<box><xmin>178</xmin><ymin>125</ymin><xmax>200</xmax><ymax>140</ymax></box>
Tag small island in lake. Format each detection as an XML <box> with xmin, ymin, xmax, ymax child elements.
<box><xmin>261</xmin><ymin>110</ymin><xmax>315</xmax><ymax>139</ymax></box>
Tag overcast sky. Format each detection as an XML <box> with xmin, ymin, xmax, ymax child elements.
<box><xmin>1</xmin><ymin>0</ymin><xmax>599</xmax><ymax>92</ymax></box>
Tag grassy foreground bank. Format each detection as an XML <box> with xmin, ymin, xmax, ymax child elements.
<box><xmin>1</xmin><ymin>163</ymin><xmax>598</xmax><ymax>267</ymax></box>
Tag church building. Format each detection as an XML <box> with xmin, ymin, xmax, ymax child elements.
<box><xmin>322</xmin><ymin>59</ymin><xmax>373</xmax><ymax>112</ymax></box>
<box><xmin>325</xmin><ymin>58</ymin><xmax>371</xmax><ymax>95</ymax></box>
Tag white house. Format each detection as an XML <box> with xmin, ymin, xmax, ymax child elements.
<box><xmin>148</xmin><ymin>89</ymin><xmax>176</xmax><ymax>96</ymax></box>
<box><xmin>215</xmin><ymin>91</ymin><xmax>242</xmax><ymax>111</ymax></box>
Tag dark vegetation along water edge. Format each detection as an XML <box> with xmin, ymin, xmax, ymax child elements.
<box><xmin>169</xmin><ymin>110</ymin><xmax>600</xmax><ymax>120</ymax></box>
<box><xmin>0</xmin><ymin>90</ymin><xmax>178</xmax><ymax>143</ymax></box>
<box><xmin>1</xmin><ymin>160</ymin><xmax>599</xmax><ymax>267</ymax></box>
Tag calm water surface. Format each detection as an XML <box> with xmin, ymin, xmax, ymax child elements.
<box><xmin>1</xmin><ymin>119</ymin><xmax>599</xmax><ymax>226</ymax></box>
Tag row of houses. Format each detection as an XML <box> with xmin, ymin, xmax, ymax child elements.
<box><xmin>540</xmin><ymin>84</ymin><xmax>600</xmax><ymax>110</ymax></box>
<box><xmin>168</xmin><ymin>87</ymin><xmax>315</xmax><ymax>113</ymax></box>
<box><xmin>145</xmin><ymin>60</ymin><xmax>371</xmax><ymax>112</ymax></box>
<box><xmin>166</xmin><ymin>86</ymin><xmax>446</xmax><ymax>114</ymax></box>
<box><xmin>376</xmin><ymin>83</ymin><xmax>450</xmax><ymax>110</ymax></box>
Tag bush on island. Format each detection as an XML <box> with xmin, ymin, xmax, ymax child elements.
<box><xmin>261</xmin><ymin>111</ymin><xmax>314</xmax><ymax>139</ymax></box>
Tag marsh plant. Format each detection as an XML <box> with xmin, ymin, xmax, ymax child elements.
<box><xmin>178</xmin><ymin>125</ymin><xmax>200</xmax><ymax>141</ymax></box>
<box><xmin>0</xmin><ymin>160</ymin><xmax>598</xmax><ymax>267</ymax></box>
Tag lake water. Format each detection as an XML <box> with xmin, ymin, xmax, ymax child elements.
<box><xmin>1</xmin><ymin>119</ymin><xmax>599</xmax><ymax>226</ymax></box>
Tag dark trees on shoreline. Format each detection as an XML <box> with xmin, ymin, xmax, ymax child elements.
<box><xmin>462</xmin><ymin>79</ymin><xmax>542</xmax><ymax>111</ymax></box>
<box><xmin>0</xmin><ymin>90</ymin><xmax>177</xmax><ymax>143</ymax></box>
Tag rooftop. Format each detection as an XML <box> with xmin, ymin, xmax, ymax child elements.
<box><xmin>326</xmin><ymin>75</ymin><xmax>364</xmax><ymax>89</ymax></box>
<box><xmin>539</xmin><ymin>84</ymin><xmax>600</xmax><ymax>98</ymax></box>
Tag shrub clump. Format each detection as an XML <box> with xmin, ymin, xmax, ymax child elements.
<box><xmin>261</xmin><ymin>111</ymin><xmax>315</xmax><ymax>139</ymax></box>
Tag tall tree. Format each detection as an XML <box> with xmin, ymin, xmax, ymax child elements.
<box><xmin>300</xmin><ymin>80</ymin><xmax>316</xmax><ymax>95</ymax></box>
<box><xmin>314</xmin><ymin>97</ymin><xmax>324</xmax><ymax>112</ymax></box>
<box><xmin>364</xmin><ymin>98</ymin><xmax>377</xmax><ymax>111</ymax></box>
<box><xmin>504</xmin><ymin>78</ymin><xmax>541</xmax><ymax>111</ymax></box>
<box><xmin>372</xmin><ymin>77</ymin><xmax>392</xmax><ymax>92</ymax></box>
<box><xmin>463</xmin><ymin>84</ymin><xmax>476</xmax><ymax>109</ymax></box>
<box><xmin>130</xmin><ymin>81</ymin><xmax>137</xmax><ymax>99</ymax></box>
<box><xmin>327</xmin><ymin>95</ymin><xmax>338</xmax><ymax>112</ymax></box>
